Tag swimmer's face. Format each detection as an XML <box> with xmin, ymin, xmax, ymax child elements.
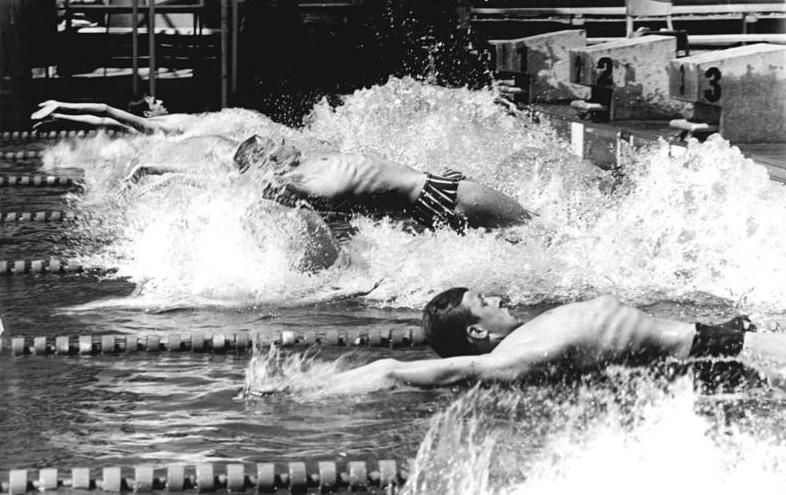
<box><xmin>233</xmin><ymin>135</ymin><xmax>301</xmax><ymax>174</ymax></box>
<box><xmin>143</xmin><ymin>96</ymin><xmax>168</xmax><ymax>117</ymax></box>
<box><xmin>461</xmin><ymin>290</ymin><xmax>520</xmax><ymax>351</ymax></box>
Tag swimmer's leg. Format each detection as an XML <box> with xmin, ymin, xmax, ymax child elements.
<box><xmin>694</xmin><ymin>315</ymin><xmax>785</xmax><ymax>390</ymax></box>
<box><xmin>739</xmin><ymin>331</ymin><xmax>786</xmax><ymax>389</ymax></box>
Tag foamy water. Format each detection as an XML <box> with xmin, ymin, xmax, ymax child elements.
<box><xmin>242</xmin><ymin>345</ymin><xmax>786</xmax><ymax>495</ymax></box>
<box><xmin>42</xmin><ymin>78</ymin><xmax>786</xmax><ymax>319</ymax></box>
<box><xmin>38</xmin><ymin>77</ymin><xmax>786</xmax><ymax>494</ymax></box>
<box><xmin>403</xmin><ymin>374</ymin><xmax>785</xmax><ymax>495</ymax></box>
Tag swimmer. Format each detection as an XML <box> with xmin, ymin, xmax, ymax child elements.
<box><xmin>31</xmin><ymin>97</ymin><xmax>199</xmax><ymax>135</ymax></box>
<box><xmin>32</xmin><ymin>100</ymin><xmax>535</xmax><ymax>231</ymax></box>
<box><xmin>327</xmin><ymin>288</ymin><xmax>786</xmax><ymax>389</ymax></box>
<box><xmin>236</xmin><ymin>135</ymin><xmax>533</xmax><ymax>231</ymax></box>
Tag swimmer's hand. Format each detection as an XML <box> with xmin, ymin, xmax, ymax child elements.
<box><xmin>31</xmin><ymin>101</ymin><xmax>59</xmax><ymax>121</ymax></box>
<box><xmin>246</xmin><ymin>384</ymin><xmax>291</xmax><ymax>397</ymax></box>
<box><xmin>349</xmin><ymin>279</ymin><xmax>384</xmax><ymax>298</ymax></box>
<box><xmin>122</xmin><ymin>164</ymin><xmax>179</xmax><ymax>183</ymax></box>
<box><xmin>493</xmin><ymin>78</ymin><xmax>526</xmax><ymax>100</ymax></box>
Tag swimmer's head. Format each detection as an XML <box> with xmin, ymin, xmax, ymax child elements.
<box><xmin>422</xmin><ymin>288</ymin><xmax>520</xmax><ymax>357</ymax></box>
<box><xmin>128</xmin><ymin>95</ymin><xmax>169</xmax><ymax>118</ymax></box>
<box><xmin>233</xmin><ymin>135</ymin><xmax>302</xmax><ymax>174</ymax></box>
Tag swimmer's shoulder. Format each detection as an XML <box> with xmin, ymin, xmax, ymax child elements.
<box><xmin>146</xmin><ymin>113</ymin><xmax>201</xmax><ymax>133</ymax></box>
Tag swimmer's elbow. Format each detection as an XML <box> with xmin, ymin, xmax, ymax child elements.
<box><xmin>388</xmin><ymin>357</ymin><xmax>483</xmax><ymax>388</ymax></box>
<box><xmin>476</xmin><ymin>357</ymin><xmax>527</xmax><ymax>382</ymax></box>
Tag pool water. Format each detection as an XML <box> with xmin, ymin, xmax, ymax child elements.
<box><xmin>1</xmin><ymin>78</ymin><xmax>785</xmax><ymax>494</ymax></box>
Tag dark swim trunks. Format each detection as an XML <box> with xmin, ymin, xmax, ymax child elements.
<box><xmin>689</xmin><ymin>316</ymin><xmax>755</xmax><ymax>358</ymax></box>
<box><xmin>412</xmin><ymin>169</ymin><xmax>467</xmax><ymax>232</ymax></box>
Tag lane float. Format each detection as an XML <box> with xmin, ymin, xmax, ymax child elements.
<box><xmin>0</xmin><ymin>176</ymin><xmax>77</xmax><ymax>187</ymax></box>
<box><xmin>0</xmin><ymin>327</ymin><xmax>427</xmax><ymax>356</ymax></box>
<box><xmin>0</xmin><ymin>129</ymin><xmax>111</xmax><ymax>142</ymax></box>
<box><xmin>0</xmin><ymin>211</ymin><xmax>76</xmax><ymax>222</ymax></box>
<box><xmin>0</xmin><ymin>259</ymin><xmax>83</xmax><ymax>275</ymax></box>
<box><xmin>0</xmin><ymin>459</ymin><xmax>407</xmax><ymax>493</ymax></box>
<box><xmin>0</xmin><ymin>150</ymin><xmax>43</xmax><ymax>161</ymax></box>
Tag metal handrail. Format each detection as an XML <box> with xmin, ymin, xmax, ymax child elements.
<box><xmin>471</xmin><ymin>3</ymin><xmax>786</xmax><ymax>17</ymax></box>
<box><xmin>61</xmin><ymin>1</ymin><xmax>208</xmax><ymax>99</ymax></box>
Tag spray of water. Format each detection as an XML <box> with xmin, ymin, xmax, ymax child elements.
<box><xmin>402</xmin><ymin>371</ymin><xmax>785</xmax><ymax>495</ymax></box>
<box><xmin>39</xmin><ymin>78</ymin><xmax>786</xmax><ymax>319</ymax></box>
<box><xmin>242</xmin><ymin>345</ymin><xmax>393</xmax><ymax>399</ymax></box>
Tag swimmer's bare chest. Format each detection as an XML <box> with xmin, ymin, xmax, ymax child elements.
<box><xmin>490</xmin><ymin>306</ymin><xmax>665</xmax><ymax>372</ymax></box>
<box><xmin>303</xmin><ymin>154</ymin><xmax>404</xmax><ymax>197</ymax></box>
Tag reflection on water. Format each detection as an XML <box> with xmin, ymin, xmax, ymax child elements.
<box><xmin>1</xmin><ymin>78</ymin><xmax>784</xmax><ymax>492</ymax></box>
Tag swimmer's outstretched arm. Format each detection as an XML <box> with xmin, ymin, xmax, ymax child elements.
<box><xmin>32</xmin><ymin>100</ymin><xmax>156</xmax><ymax>134</ymax></box>
<box><xmin>327</xmin><ymin>356</ymin><xmax>486</xmax><ymax>389</ymax></box>
<box><xmin>330</xmin><ymin>344</ymin><xmax>556</xmax><ymax>389</ymax></box>
<box><xmin>31</xmin><ymin>100</ymin><xmax>194</xmax><ymax>135</ymax></box>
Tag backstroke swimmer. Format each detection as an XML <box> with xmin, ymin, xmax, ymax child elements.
<box><xmin>31</xmin><ymin>97</ymin><xmax>198</xmax><ymax>135</ymax></box>
<box><xmin>310</xmin><ymin>288</ymin><xmax>786</xmax><ymax>392</ymax></box>
<box><xmin>32</xmin><ymin>100</ymin><xmax>534</xmax><ymax>232</ymax></box>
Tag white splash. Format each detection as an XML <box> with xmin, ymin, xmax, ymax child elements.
<box><xmin>403</xmin><ymin>372</ymin><xmax>786</xmax><ymax>495</ymax></box>
<box><xmin>40</xmin><ymin>77</ymin><xmax>786</xmax><ymax>318</ymax></box>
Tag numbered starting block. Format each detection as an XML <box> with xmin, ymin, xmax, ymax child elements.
<box><xmin>490</xmin><ymin>30</ymin><xmax>588</xmax><ymax>104</ymax></box>
<box><xmin>569</xmin><ymin>35</ymin><xmax>684</xmax><ymax>121</ymax></box>
<box><xmin>669</xmin><ymin>43</ymin><xmax>786</xmax><ymax>143</ymax></box>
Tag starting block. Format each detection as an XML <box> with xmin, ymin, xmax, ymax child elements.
<box><xmin>569</xmin><ymin>35</ymin><xmax>684</xmax><ymax>121</ymax></box>
<box><xmin>490</xmin><ymin>30</ymin><xmax>588</xmax><ymax>104</ymax></box>
<box><xmin>669</xmin><ymin>43</ymin><xmax>786</xmax><ymax>143</ymax></box>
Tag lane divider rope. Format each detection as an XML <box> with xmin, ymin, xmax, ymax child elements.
<box><xmin>0</xmin><ymin>327</ymin><xmax>427</xmax><ymax>356</ymax></box>
<box><xmin>0</xmin><ymin>175</ymin><xmax>77</xmax><ymax>187</ymax></box>
<box><xmin>0</xmin><ymin>459</ymin><xmax>408</xmax><ymax>493</ymax></box>
<box><xmin>0</xmin><ymin>129</ymin><xmax>119</xmax><ymax>142</ymax></box>
<box><xmin>0</xmin><ymin>259</ymin><xmax>83</xmax><ymax>275</ymax></box>
<box><xmin>0</xmin><ymin>150</ymin><xmax>43</xmax><ymax>161</ymax></box>
<box><xmin>0</xmin><ymin>211</ymin><xmax>76</xmax><ymax>222</ymax></box>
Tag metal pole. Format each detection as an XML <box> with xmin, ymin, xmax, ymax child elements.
<box><xmin>148</xmin><ymin>0</ymin><xmax>156</xmax><ymax>97</ymax></box>
<box><xmin>132</xmin><ymin>0</ymin><xmax>139</xmax><ymax>96</ymax></box>
<box><xmin>231</xmin><ymin>0</ymin><xmax>238</xmax><ymax>96</ymax></box>
<box><xmin>220</xmin><ymin>0</ymin><xmax>228</xmax><ymax>108</ymax></box>
<box><xmin>0</xmin><ymin>0</ymin><xmax>32</xmax><ymax>130</ymax></box>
